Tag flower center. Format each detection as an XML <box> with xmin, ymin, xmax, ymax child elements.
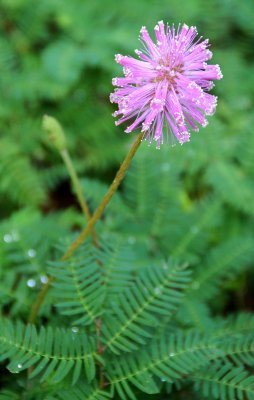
<box><xmin>154</xmin><ymin>61</ymin><xmax>183</xmax><ymax>84</ymax></box>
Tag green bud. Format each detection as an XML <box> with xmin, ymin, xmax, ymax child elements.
<box><xmin>42</xmin><ymin>115</ymin><xmax>66</xmax><ymax>151</ymax></box>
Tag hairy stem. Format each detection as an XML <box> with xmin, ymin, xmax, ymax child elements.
<box><xmin>62</xmin><ymin>132</ymin><xmax>143</xmax><ymax>261</ymax></box>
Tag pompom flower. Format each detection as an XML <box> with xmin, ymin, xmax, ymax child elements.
<box><xmin>110</xmin><ymin>22</ymin><xmax>223</xmax><ymax>148</ymax></box>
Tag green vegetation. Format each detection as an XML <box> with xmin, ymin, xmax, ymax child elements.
<box><xmin>0</xmin><ymin>0</ymin><xmax>254</xmax><ymax>399</ymax></box>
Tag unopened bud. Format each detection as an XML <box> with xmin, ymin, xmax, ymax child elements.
<box><xmin>42</xmin><ymin>115</ymin><xmax>66</xmax><ymax>151</ymax></box>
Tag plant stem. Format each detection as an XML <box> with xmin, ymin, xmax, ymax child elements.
<box><xmin>28</xmin><ymin>133</ymin><xmax>143</xmax><ymax>321</ymax></box>
<box><xmin>95</xmin><ymin>318</ymin><xmax>105</xmax><ymax>388</ymax></box>
<box><xmin>29</xmin><ymin>147</ymin><xmax>95</xmax><ymax>324</ymax></box>
<box><xmin>28</xmin><ymin>276</ymin><xmax>54</xmax><ymax>324</ymax></box>
<box><xmin>60</xmin><ymin>148</ymin><xmax>97</xmax><ymax>244</ymax></box>
<box><xmin>28</xmin><ymin>133</ymin><xmax>143</xmax><ymax>388</ymax></box>
<box><xmin>61</xmin><ymin>148</ymin><xmax>91</xmax><ymax>219</ymax></box>
<box><xmin>62</xmin><ymin>132</ymin><xmax>143</xmax><ymax>261</ymax></box>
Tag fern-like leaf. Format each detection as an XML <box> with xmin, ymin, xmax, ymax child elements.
<box><xmin>221</xmin><ymin>336</ymin><xmax>254</xmax><ymax>367</ymax></box>
<box><xmin>108</xmin><ymin>329</ymin><xmax>254</xmax><ymax>399</ymax></box>
<box><xmin>170</xmin><ymin>197</ymin><xmax>222</xmax><ymax>259</ymax></box>
<box><xmin>94</xmin><ymin>234</ymin><xmax>140</xmax><ymax>299</ymax></box>
<box><xmin>107</xmin><ymin>331</ymin><xmax>221</xmax><ymax>400</ymax></box>
<box><xmin>188</xmin><ymin>236</ymin><xmax>254</xmax><ymax>301</ymax></box>
<box><xmin>214</xmin><ymin>313</ymin><xmax>254</xmax><ymax>339</ymax></box>
<box><xmin>55</xmin><ymin>383</ymin><xmax>112</xmax><ymax>400</ymax></box>
<box><xmin>102</xmin><ymin>261</ymin><xmax>191</xmax><ymax>354</ymax></box>
<box><xmin>177</xmin><ymin>299</ymin><xmax>214</xmax><ymax>331</ymax></box>
<box><xmin>192</xmin><ymin>361</ymin><xmax>254</xmax><ymax>400</ymax></box>
<box><xmin>49</xmin><ymin>242</ymin><xmax>105</xmax><ymax>326</ymax></box>
<box><xmin>205</xmin><ymin>161</ymin><xmax>254</xmax><ymax>215</ymax></box>
<box><xmin>0</xmin><ymin>318</ymin><xmax>98</xmax><ymax>383</ymax></box>
<box><xmin>0</xmin><ymin>138</ymin><xmax>45</xmax><ymax>206</ymax></box>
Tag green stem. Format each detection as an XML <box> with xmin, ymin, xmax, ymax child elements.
<box><xmin>60</xmin><ymin>149</ymin><xmax>92</xmax><ymax>220</ymax></box>
<box><xmin>28</xmin><ymin>276</ymin><xmax>54</xmax><ymax>324</ymax></box>
<box><xmin>28</xmin><ymin>133</ymin><xmax>143</xmax><ymax>323</ymax></box>
<box><xmin>62</xmin><ymin>132</ymin><xmax>143</xmax><ymax>261</ymax></box>
<box><xmin>60</xmin><ymin>148</ymin><xmax>97</xmax><ymax>244</ymax></box>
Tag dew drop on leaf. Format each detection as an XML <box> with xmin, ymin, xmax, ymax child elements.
<box><xmin>3</xmin><ymin>231</ymin><xmax>19</xmax><ymax>243</ymax></box>
<box><xmin>40</xmin><ymin>275</ymin><xmax>48</xmax><ymax>284</ymax></box>
<box><xmin>27</xmin><ymin>249</ymin><xmax>36</xmax><ymax>258</ymax></box>
<box><xmin>9</xmin><ymin>363</ymin><xmax>23</xmax><ymax>373</ymax></box>
<box><xmin>3</xmin><ymin>234</ymin><xmax>13</xmax><ymax>243</ymax></box>
<box><xmin>27</xmin><ymin>279</ymin><xmax>36</xmax><ymax>288</ymax></box>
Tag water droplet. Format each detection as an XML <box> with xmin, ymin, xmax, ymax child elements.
<box><xmin>192</xmin><ymin>281</ymin><xmax>200</xmax><ymax>290</ymax></box>
<box><xmin>3</xmin><ymin>231</ymin><xmax>19</xmax><ymax>243</ymax></box>
<box><xmin>72</xmin><ymin>327</ymin><xmax>79</xmax><ymax>333</ymax></box>
<box><xmin>27</xmin><ymin>279</ymin><xmax>36</xmax><ymax>288</ymax></box>
<box><xmin>128</xmin><ymin>236</ymin><xmax>136</xmax><ymax>245</ymax></box>
<box><xmin>40</xmin><ymin>275</ymin><xmax>48</xmax><ymax>284</ymax></box>
<box><xmin>169</xmin><ymin>352</ymin><xmax>175</xmax><ymax>357</ymax></box>
<box><xmin>154</xmin><ymin>287</ymin><xmax>161</xmax><ymax>295</ymax></box>
<box><xmin>11</xmin><ymin>363</ymin><xmax>23</xmax><ymax>373</ymax></box>
<box><xmin>161</xmin><ymin>377</ymin><xmax>167</xmax><ymax>382</ymax></box>
<box><xmin>8</xmin><ymin>362</ymin><xmax>23</xmax><ymax>373</ymax></box>
<box><xmin>3</xmin><ymin>234</ymin><xmax>13</xmax><ymax>243</ymax></box>
<box><xmin>27</xmin><ymin>249</ymin><xmax>36</xmax><ymax>258</ymax></box>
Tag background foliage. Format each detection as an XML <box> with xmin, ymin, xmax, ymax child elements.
<box><xmin>0</xmin><ymin>0</ymin><xmax>254</xmax><ymax>399</ymax></box>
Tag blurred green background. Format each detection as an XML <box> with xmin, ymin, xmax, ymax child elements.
<box><xmin>1</xmin><ymin>1</ymin><xmax>254</xmax><ymax>397</ymax></box>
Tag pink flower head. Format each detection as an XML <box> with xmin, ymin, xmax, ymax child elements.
<box><xmin>110</xmin><ymin>22</ymin><xmax>223</xmax><ymax>148</ymax></box>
